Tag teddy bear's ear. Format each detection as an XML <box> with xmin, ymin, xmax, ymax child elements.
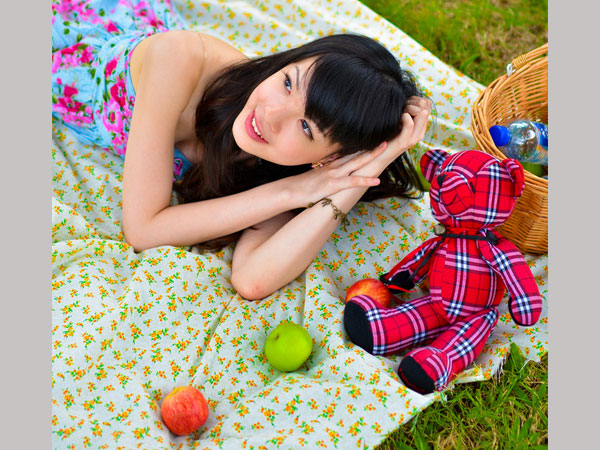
<box><xmin>502</xmin><ymin>158</ymin><xmax>525</xmax><ymax>198</ymax></box>
<box><xmin>420</xmin><ymin>149</ymin><xmax>450</xmax><ymax>182</ymax></box>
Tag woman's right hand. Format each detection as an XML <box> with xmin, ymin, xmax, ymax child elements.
<box><xmin>284</xmin><ymin>145</ymin><xmax>387</xmax><ymax>208</ymax></box>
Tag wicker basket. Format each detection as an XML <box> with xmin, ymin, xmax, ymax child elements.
<box><xmin>471</xmin><ymin>43</ymin><xmax>548</xmax><ymax>255</ymax></box>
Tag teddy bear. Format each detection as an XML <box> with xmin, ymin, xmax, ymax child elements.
<box><xmin>343</xmin><ymin>149</ymin><xmax>543</xmax><ymax>394</ymax></box>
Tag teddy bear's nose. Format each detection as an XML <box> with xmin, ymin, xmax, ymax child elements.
<box><xmin>437</xmin><ymin>174</ymin><xmax>446</xmax><ymax>186</ymax></box>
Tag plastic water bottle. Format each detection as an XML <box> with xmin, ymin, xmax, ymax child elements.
<box><xmin>489</xmin><ymin>120</ymin><xmax>548</xmax><ymax>165</ymax></box>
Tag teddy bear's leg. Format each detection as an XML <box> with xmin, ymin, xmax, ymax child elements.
<box><xmin>343</xmin><ymin>294</ymin><xmax>448</xmax><ymax>355</ymax></box>
<box><xmin>398</xmin><ymin>308</ymin><xmax>499</xmax><ymax>394</ymax></box>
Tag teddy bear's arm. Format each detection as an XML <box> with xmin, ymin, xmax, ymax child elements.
<box><xmin>478</xmin><ymin>237</ymin><xmax>543</xmax><ymax>326</ymax></box>
<box><xmin>381</xmin><ymin>237</ymin><xmax>443</xmax><ymax>290</ymax></box>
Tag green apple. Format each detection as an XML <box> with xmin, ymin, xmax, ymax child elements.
<box><xmin>264</xmin><ymin>322</ymin><xmax>313</xmax><ymax>372</ymax></box>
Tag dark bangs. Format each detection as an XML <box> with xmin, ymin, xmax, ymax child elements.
<box><xmin>303</xmin><ymin>55</ymin><xmax>405</xmax><ymax>153</ymax></box>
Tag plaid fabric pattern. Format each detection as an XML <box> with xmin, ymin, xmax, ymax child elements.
<box><xmin>478</xmin><ymin>237</ymin><xmax>543</xmax><ymax>326</ymax></box>
<box><xmin>404</xmin><ymin>308</ymin><xmax>499</xmax><ymax>391</ymax></box>
<box><xmin>348</xmin><ymin>294</ymin><xmax>448</xmax><ymax>355</ymax></box>
<box><xmin>382</xmin><ymin>236</ymin><xmax>444</xmax><ymax>287</ymax></box>
<box><xmin>344</xmin><ymin>150</ymin><xmax>542</xmax><ymax>393</ymax></box>
<box><xmin>422</xmin><ymin>150</ymin><xmax>524</xmax><ymax>230</ymax></box>
<box><xmin>386</xmin><ymin>232</ymin><xmax>505</xmax><ymax>321</ymax></box>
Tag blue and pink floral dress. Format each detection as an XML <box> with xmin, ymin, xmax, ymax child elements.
<box><xmin>52</xmin><ymin>0</ymin><xmax>193</xmax><ymax>180</ymax></box>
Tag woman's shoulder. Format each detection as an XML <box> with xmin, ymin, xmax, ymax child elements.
<box><xmin>131</xmin><ymin>30</ymin><xmax>247</xmax><ymax>90</ymax></box>
<box><xmin>194</xmin><ymin>31</ymin><xmax>248</xmax><ymax>69</ymax></box>
<box><xmin>128</xmin><ymin>30</ymin><xmax>249</xmax><ymax>151</ymax></box>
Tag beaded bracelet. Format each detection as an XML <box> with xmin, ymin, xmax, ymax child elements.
<box><xmin>307</xmin><ymin>198</ymin><xmax>350</xmax><ymax>230</ymax></box>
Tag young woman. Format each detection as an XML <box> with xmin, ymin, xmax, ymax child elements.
<box><xmin>52</xmin><ymin>7</ymin><xmax>432</xmax><ymax>300</ymax></box>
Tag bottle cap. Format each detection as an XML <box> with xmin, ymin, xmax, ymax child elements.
<box><xmin>489</xmin><ymin>125</ymin><xmax>510</xmax><ymax>147</ymax></box>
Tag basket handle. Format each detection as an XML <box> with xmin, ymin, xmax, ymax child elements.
<box><xmin>506</xmin><ymin>43</ymin><xmax>548</xmax><ymax>76</ymax></box>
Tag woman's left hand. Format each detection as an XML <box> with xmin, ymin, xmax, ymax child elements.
<box><xmin>380</xmin><ymin>96</ymin><xmax>432</xmax><ymax>164</ymax></box>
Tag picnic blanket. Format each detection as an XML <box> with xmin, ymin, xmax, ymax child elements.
<box><xmin>51</xmin><ymin>1</ymin><xmax>548</xmax><ymax>448</ymax></box>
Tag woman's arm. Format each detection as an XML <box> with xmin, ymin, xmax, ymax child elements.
<box><xmin>123</xmin><ymin>31</ymin><xmax>205</xmax><ymax>250</ymax></box>
<box><xmin>231</xmin><ymin>99</ymin><xmax>432</xmax><ymax>300</ymax></box>
<box><xmin>123</xmin><ymin>32</ymin><xmax>285</xmax><ymax>250</ymax></box>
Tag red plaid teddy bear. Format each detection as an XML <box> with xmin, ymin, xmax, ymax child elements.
<box><xmin>343</xmin><ymin>149</ymin><xmax>543</xmax><ymax>394</ymax></box>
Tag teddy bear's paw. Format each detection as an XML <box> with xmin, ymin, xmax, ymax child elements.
<box><xmin>343</xmin><ymin>298</ymin><xmax>375</xmax><ymax>353</ymax></box>
<box><xmin>399</xmin><ymin>347</ymin><xmax>453</xmax><ymax>394</ymax></box>
<box><xmin>398</xmin><ymin>355</ymin><xmax>436</xmax><ymax>394</ymax></box>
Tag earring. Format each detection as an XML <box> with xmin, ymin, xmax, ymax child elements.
<box><xmin>311</xmin><ymin>153</ymin><xmax>339</xmax><ymax>169</ymax></box>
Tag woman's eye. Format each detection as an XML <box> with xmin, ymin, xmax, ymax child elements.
<box><xmin>284</xmin><ymin>73</ymin><xmax>292</xmax><ymax>92</ymax></box>
<box><xmin>283</xmin><ymin>71</ymin><xmax>312</xmax><ymax>140</ymax></box>
<box><xmin>302</xmin><ymin>120</ymin><xmax>313</xmax><ymax>140</ymax></box>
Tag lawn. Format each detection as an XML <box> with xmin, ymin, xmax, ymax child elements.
<box><xmin>355</xmin><ymin>1</ymin><xmax>549</xmax><ymax>448</ymax></box>
<box><xmin>360</xmin><ymin>0</ymin><xmax>548</xmax><ymax>86</ymax></box>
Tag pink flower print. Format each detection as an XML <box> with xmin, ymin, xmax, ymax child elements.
<box><xmin>78</xmin><ymin>45</ymin><xmax>93</xmax><ymax>65</ymax></box>
<box><xmin>54</xmin><ymin>44</ymin><xmax>93</xmax><ymax>69</ymax></box>
<box><xmin>101</xmin><ymin>99</ymin><xmax>124</xmax><ymax>135</ymax></box>
<box><xmin>105</xmin><ymin>58</ymin><xmax>118</xmax><ymax>77</ymax></box>
<box><xmin>111</xmin><ymin>132</ymin><xmax>128</xmax><ymax>156</ymax></box>
<box><xmin>137</xmin><ymin>6</ymin><xmax>148</xmax><ymax>16</ymax></box>
<box><xmin>134</xmin><ymin>1</ymin><xmax>166</xmax><ymax>30</ymax></box>
<box><xmin>109</xmin><ymin>78</ymin><xmax>127</xmax><ymax>109</ymax></box>
<box><xmin>105</xmin><ymin>20</ymin><xmax>119</xmax><ymax>34</ymax></box>
<box><xmin>52</xmin><ymin>52</ymin><xmax>63</xmax><ymax>74</ymax></box>
<box><xmin>52</xmin><ymin>0</ymin><xmax>85</xmax><ymax>17</ymax></box>
<box><xmin>173</xmin><ymin>158</ymin><xmax>183</xmax><ymax>180</ymax></box>
<box><xmin>53</xmin><ymin>0</ymin><xmax>97</xmax><ymax>23</ymax></box>
<box><xmin>65</xmin><ymin>105</ymin><xmax>93</xmax><ymax>127</ymax></box>
<box><xmin>121</xmin><ymin>102</ymin><xmax>133</xmax><ymax>122</ymax></box>
<box><xmin>63</xmin><ymin>85</ymin><xmax>78</xmax><ymax>98</ymax></box>
<box><xmin>53</xmin><ymin>85</ymin><xmax>93</xmax><ymax>127</ymax></box>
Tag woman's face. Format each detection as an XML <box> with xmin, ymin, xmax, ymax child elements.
<box><xmin>232</xmin><ymin>57</ymin><xmax>339</xmax><ymax>166</ymax></box>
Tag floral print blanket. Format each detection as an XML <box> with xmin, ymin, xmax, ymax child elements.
<box><xmin>52</xmin><ymin>1</ymin><xmax>548</xmax><ymax>448</ymax></box>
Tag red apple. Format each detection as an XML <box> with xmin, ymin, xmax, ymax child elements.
<box><xmin>345</xmin><ymin>278</ymin><xmax>391</xmax><ymax>308</ymax></box>
<box><xmin>160</xmin><ymin>386</ymin><xmax>208</xmax><ymax>436</ymax></box>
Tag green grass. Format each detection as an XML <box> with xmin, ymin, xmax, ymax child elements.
<box><xmin>360</xmin><ymin>0</ymin><xmax>548</xmax><ymax>86</ymax></box>
<box><xmin>377</xmin><ymin>345</ymin><xmax>548</xmax><ymax>449</ymax></box>
<box><xmin>355</xmin><ymin>1</ymin><xmax>549</xmax><ymax>448</ymax></box>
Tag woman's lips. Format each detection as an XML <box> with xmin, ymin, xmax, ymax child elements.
<box><xmin>245</xmin><ymin>111</ymin><xmax>267</xmax><ymax>143</ymax></box>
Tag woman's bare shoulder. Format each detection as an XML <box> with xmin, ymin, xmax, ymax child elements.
<box><xmin>195</xmin><ymin>31</ymin><xmax>248</xmax><ymax>69</ymax></box>
<box><xmin>131</xmin><ymin>30</ymin><xmax>247</xmax><ymax>90</ymax></box>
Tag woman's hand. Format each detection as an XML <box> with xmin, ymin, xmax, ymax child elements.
<box><xmin>379</xmin><ymin>96</ymin><xmax>433</xmax><ymax>165</ymax></box>
<box><xmin>284</xmin><ymin>146</ymin><xmax>386</xmax><ymax>208</ymax></box>
<box><xmin>282</xmin><ymin>96</ymin><xmax>431</xmax><ymax>210</ymax></box>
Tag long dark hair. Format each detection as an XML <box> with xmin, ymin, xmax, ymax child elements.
<box><xmin>174</xmin><ymin>34</ymin><xmax>427</xmax><ymax>250</ymax></box>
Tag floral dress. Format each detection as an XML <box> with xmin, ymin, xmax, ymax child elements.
<box><xmin>52</xmin><ymin>0</ymin><xmax>193</xmax><ymax>180</ymax></box>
